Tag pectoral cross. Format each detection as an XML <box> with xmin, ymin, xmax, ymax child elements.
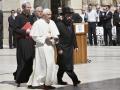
<box><xmin>48</xmin><ymin>27</ymin><xmax>52</xmax><ymax>38</ymax></box>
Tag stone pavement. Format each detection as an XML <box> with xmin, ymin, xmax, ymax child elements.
<box><xmin>0</xmin><ymin>46</ymin><xmax>120</xmax><ymax>90</ymax></box>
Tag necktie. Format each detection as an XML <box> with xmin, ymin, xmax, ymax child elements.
<box><xmin>67</xmin><ymin>26</ymin><xmax>72</xmax><ymax>33</ymax></box>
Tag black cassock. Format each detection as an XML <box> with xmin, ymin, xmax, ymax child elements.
<box><xmin>56</xmin><ymin>20</ymin><xmax>77</xmax><ymax>71</ymax></box>
<box><xmin>13</xmin><ymin>12</ymin><xmax>35</xmax><ymax>83</ymax></box>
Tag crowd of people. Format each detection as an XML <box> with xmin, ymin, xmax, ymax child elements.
<box><xmin>1</xmin><ymin>3</ymin><xmax>120</xmax><ymax>49</ymax></box>
<box><xmin>6</xmin><ymin>2</ymin><xmax>81</xmax><ymax>89</ymax></box>
<box><xmin>3</xmin><ymin>4</ymin><xmax>120</xmax><ymax>51</ymax></box>
<box><xmin>1</xmin><ymin>1</ymin><xmax>120</xmax><ymax>89</ymax></box>
<box><xmin>80</xmin><ymin>4</ymin><xmax>120</xmax><ymax>46</ymax></box>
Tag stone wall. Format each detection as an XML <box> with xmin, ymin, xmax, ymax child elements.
<box><xmin>71</xmin><ymin>0</ymin><xmax>82</xmax><ymax>14</ymax></box>
<box><xmin>34</xmin><ymin>0</ymin><xmax>50</xmax><ymax>8</ymax></box>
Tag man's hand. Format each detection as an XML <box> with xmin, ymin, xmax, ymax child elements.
<box><xmin>74</xmin><ymin>48</ymin><xmax>79</xmax><ymax>52</ymax></box>
<box><xmin>58</xmin><ymin>49</ymin><xmax>63</xmax><ymax>54</ymax></box>
<box><xmin>26</xmin><ymin>28</ymin><xmax>30</xmax><ymax>34</ymax></box>
<box><xmin>46</xmin><ymin>37</ymin><xmax>59</xmax><ymax>45</ymax></box>
<box><xmin>45</xmin><ymin>37</ymin><xmax>52</xmax><ymax>45</ymax></box>
<box><xmin>50</xmin><ymin>38</ymin><xmax>55</xmax><ymax>45</ymax></box>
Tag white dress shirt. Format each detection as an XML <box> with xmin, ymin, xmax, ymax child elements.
<box><xmin>87</xmin><ymin>10</ymin><xmax>98</xmax><ymax>22</ymax></box>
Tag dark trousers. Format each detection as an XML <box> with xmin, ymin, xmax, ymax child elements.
<box><xmin>9</xmin><ymin>30</ymin><xmax>16</xmax><ymax>48</ymax></box>
<box><xmin>103</xmin><ymin>27</ymin><xmax>112</xmax><ymax>46</ymax></box>
<box><xmin>0</xmin><ymin>39</ymin><xmax>3</xmax><ymax>48</ymax></box>
<box><xmin>88</xmin><ymin>22</ymin><xmax>97</xmax><ymax>45</ymax></box>
<box><xmin>116</xmin><ymin>27</ymin><xmax>120</xmax><ymax>45</ymax></box>
<box><xmin>0</xmin><ymin>30</ymin><xmax>3</xmax><ymax>48</ymax></box>
<box><xmin>57</xmin><ymin>68</ymin><xmax>79</xmax><ymax>83</ymax></box>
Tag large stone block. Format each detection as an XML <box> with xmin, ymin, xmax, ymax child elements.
<box><xmin>34</xmin><ymin>0</ymin><xmax>50</xmax><ymax>8</ymax></box>
<box><xmin>69</xmin><ymin>0</ymin><xmax>82</xmax><ymax>14</ymax></box>
<box><xmin>3</xmin><ymin>12</ymin><xmax>9</xmax><ymax>45</ymax></box>
<box><xmin>2</xmin><ymin>0</ymin><xmax>20</xmax><ymax>11</ymax></box>
<box><xmin>101</xmin><ymin>0</ymin><xmax>113</xmax><ymax>5</ymax></box>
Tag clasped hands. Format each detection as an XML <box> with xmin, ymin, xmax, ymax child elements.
<box><xmin>45</xmin><ymin>36</ymin><xmax>59</xmax><ymax>45</ymax></box>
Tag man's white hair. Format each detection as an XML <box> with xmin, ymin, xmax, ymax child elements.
<box><xmin>43</xmin><ymin>8</ymin><xmax>51</xmax><ymax>15</ymax></box>
<box><xmin>35</xmin><ymin>6</ymin><xmax>43</xmax><ymax>11</ymax></box>
<box><xmin>22</xmin><ymin>2</ymin><xmax>31</xmax><ymax>9</ymax></box>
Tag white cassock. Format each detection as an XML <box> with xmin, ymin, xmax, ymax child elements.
<box><xmin>27</xmin><ymin>18</ymin><xmax>59</xmax><ymax>86</ymax></box>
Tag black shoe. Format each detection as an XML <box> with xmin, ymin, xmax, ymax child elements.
<box><xmin>27</xmin><ymin>85</ymin><xmax>44</xmax><ymax>89</ymax></box>
<box><xmin>73</xmin><ymin>80</ymin><xmax>81</xmax><ymax>86</ymax></box>
<box><xmin>89</xmin><ymin>44</ymin><xmax>93</xmax><ymax>46</ymax></box>
<box><xmin>13</xmin><ymin>72</ymin><xmax>16</xmax><ymax>80</ymax></box>
<box><xmin>16</xmin><ymin>83</ymin><xmax>20</xmax><ymax>87</ymax></box>
<box><xmin>27</xmin><ymin>85</ymin><xmax>32</xmax><ymax>88</ymax></box>
<box><xmin>9</xmin><ymin>46</ymin><xmax>14</xmax><ymax>49</ymax></box>
<box><xmin>0</xmin><ymin>47</ymin><xmax>3</xmax><ymax>49</ymax></box>
<box><xmin>58</xmin><ymin>81</ymin><xmax>68</xmax><ymax>85</ymax></box>
<box><xmin>13</xmin><ymin>45</ymin><xmax>16</xmax><ymax>48</ymax></box>
<box><xmin>44</xmin><ymin>85</ymin><xmax>56</xmax><ymax>89</ymax></box>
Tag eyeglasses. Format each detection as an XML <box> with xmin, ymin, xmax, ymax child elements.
<box><xmin>38</xmin><ymin>11</ymin><xmax>43</xmax><ymax>12</ymax></box>
<box><xmin>36</xmin><ymin>10</ymin><xmax>43</xmax><ymax>12</ymax></box>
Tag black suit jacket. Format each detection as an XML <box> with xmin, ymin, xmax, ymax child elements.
<box><xmin>8</xmin><ymin>15</ymin><xmax>16</xmax><ymax>31</ymax></box>
<box><xmin>113</xmin><ymin>11</ymin><xmax>120</xmax><ymax>27</ymax></box>
<box><xmin>102</xmin><ymin>11</ymin><xmax>112</xmax><ymax>29</ymax></box>
<box><xmin>56</xmin><ymin>20</ymin><xmax>77</xmax><ymax>50</ymax></box>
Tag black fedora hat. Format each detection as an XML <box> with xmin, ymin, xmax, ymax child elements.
<box><xmin>62</xmin><ymin>7</ymin><xmax>72</xmax><ymax>14</ymax></box>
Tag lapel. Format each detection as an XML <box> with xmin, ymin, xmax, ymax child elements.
<box><xmin>106</xmin><ymin>11</ymin><xmax>109</xmax><ymax>16</ymax></box>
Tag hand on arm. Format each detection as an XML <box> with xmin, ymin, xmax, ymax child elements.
<box><xmin>58</xmin><ymin>49</ymin><xmax>63</xmax><ymax>54</ymax></box>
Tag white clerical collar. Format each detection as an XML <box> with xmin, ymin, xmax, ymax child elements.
<box><xmin>41</xmin><ymin>18</ymin><xmax>50</xmax><ymax>24</ymax></box>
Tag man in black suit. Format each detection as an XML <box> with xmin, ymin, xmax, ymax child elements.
<box><xmin>8</xmin><ymin>10</ymin><xmax>16</xmax><ymax>48</ymax></box>
<box><xmin>0</xmin><ymin>10</ymin><xmax>3</xmax><ymax>49</ymax></box>
<box><xmin>56</xmin><ymin>7</ymin><xmax>80</xmax><ymax>86</ymax></box>
<box><xmin>102</xmin><ymin>5</ymin><xmax>113</xmax><ymax>46</ymax></box>
<box><xmin>113</xmin><ymin>6</ymin><xmax>120</xmax><ymax>45</ymax></box>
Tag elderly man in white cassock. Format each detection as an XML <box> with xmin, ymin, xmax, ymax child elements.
<box><xmin>27</xmin><ymin>8</ymin><xmax>59</xmax><ymax>89</ymax></box>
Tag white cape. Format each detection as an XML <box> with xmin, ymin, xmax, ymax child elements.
<box><xmin>27</xmin><ymin>19</ymin><xmax>59</xmax><ymax>86</ymax></box>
